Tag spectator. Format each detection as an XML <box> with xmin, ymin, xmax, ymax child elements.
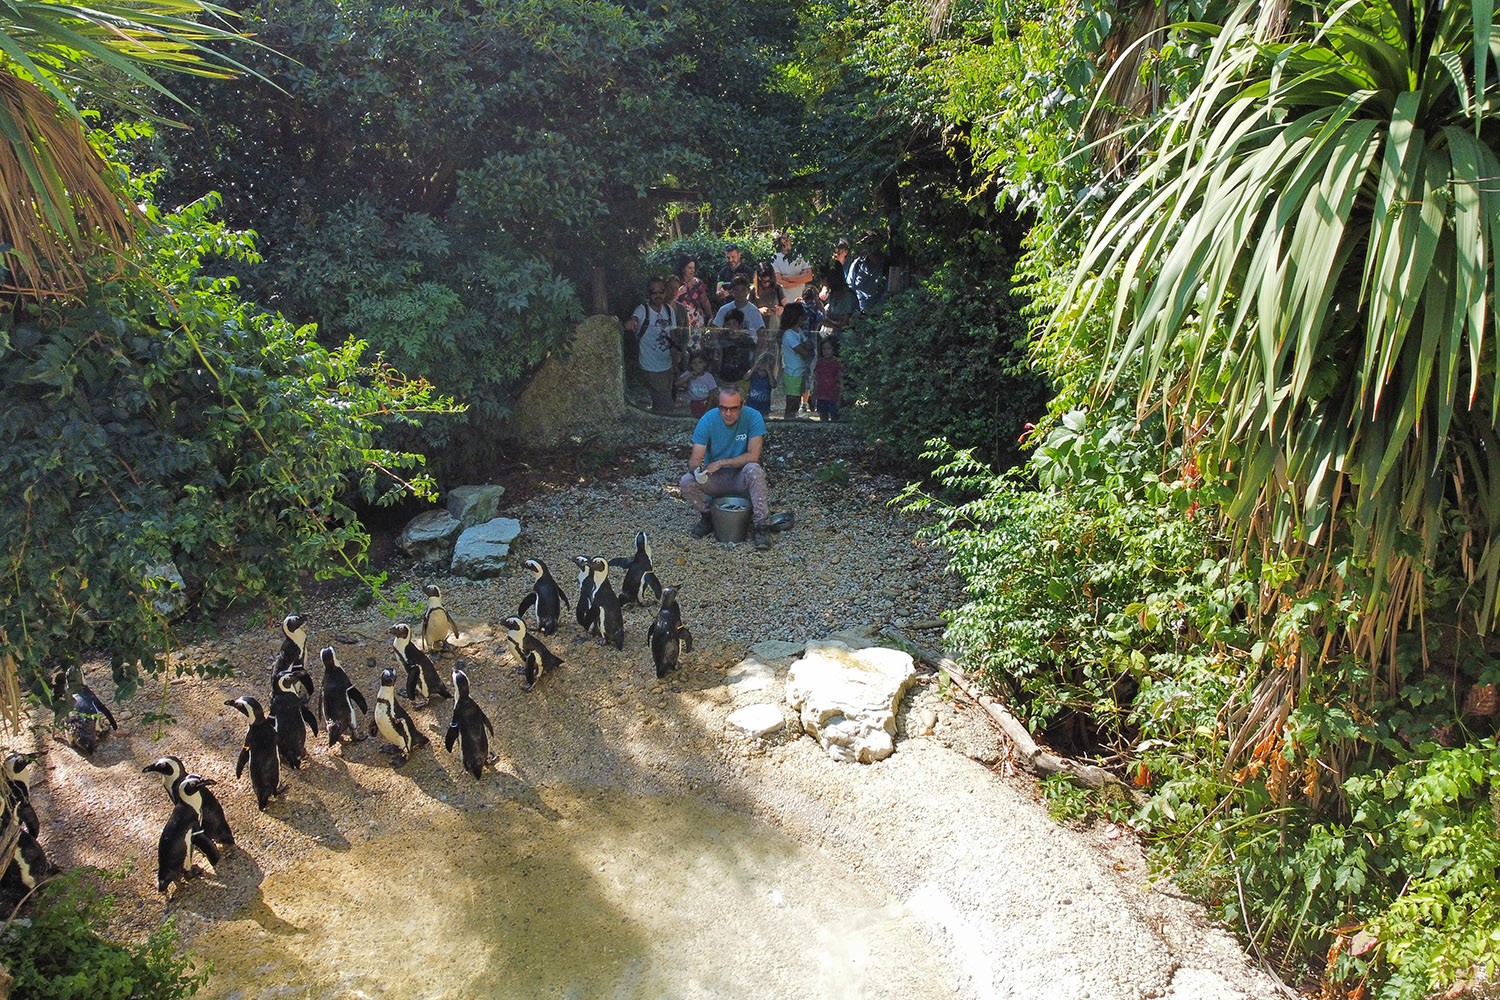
<box><xmin>675</xmin><ymin>350</ymin><xmax>718</xmax><ymax>418</ymax></box>
<box><xmin>798</xmin><ymin>283</ymin><xmax>825</xmax><ymax>340</ymax></box>
<box><xmin>712</xmin><ymin>277</ymin><xmax>767</xmax><ymax>336</ymax></box>
<box><xmin>822</xmin><ymin>267</ymin><xmax>857</xmax><ymax>336</ymax></box>
<box><xmin>813</xmin><ymin>336</ymin><xmax>843</xmax><ymax>422</ymax></box>
<box><xmin>715</xmin><ymin>243</ymin><xmax>755</xmax><ymax>305</ymax></box>
<box><xmin>779</xmin><ymin>301</ymin><xmax>814</xmax><ymax>420</ymax></box>
<box><xmin>675</xmin><ymin>257</ymin><xmax>713</xmax><ymax>339</ymax></box>
<box><xmin>824</xmin><ymin>237</ymin><xmax>852</xmax><ymax>289</ymax></box>
<box><xmin>626</xmin><ymin>277</ymin><xmax>685</xmax><ymax>414</ymax></box>
<box><xmin>772</xmin><ymin>231</ymin><xmax>814</xmax><ymax>305</ymax></box>
<box><xmin>752</xmin><ymin>262</ymin><xmax>784</xmax><ymax>366</ymax></box>
<box><xmin>717</xmin><ymin>309</ymin><xmax>757</xmax><ymax>399</ymax></box>
<box><xmin>848</xmin><ymin>239</ymin><xmax>888</xmax><ymax>312</ymax></box>
<box><xmin>746</xmin><ymin>352</ymin><xmax>776</xmax><ymax>420</ymax></box>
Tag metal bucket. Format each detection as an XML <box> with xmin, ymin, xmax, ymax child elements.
<box><xmin>709</xmin><ymin>495</ymin><xmax>752</xmax><ymax>543</ymax></box>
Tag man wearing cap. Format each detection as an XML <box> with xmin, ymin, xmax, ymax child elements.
<box><xmin>678</xmin><ymin>383</ymin><xmax>772</xmax><ymax>551</ymax></box>
<box><xmin>715</xmin><ymin>244</ymin><xmax>755</xmax><ymax>306</ymax></box>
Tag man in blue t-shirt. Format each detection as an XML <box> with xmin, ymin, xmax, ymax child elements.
<box><xmin>677</xmin><ymin>384</ymin><xmax>773</xmax><ymax>550</ymax></box>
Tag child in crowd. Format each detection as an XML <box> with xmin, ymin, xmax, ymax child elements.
<box><xmin>676</xmin><ymin>350</ymin><xmax>718</xmax><ymax>417</ymax></box>
<box><xmin>799</xmin><ymin>282</ymin><xmax>824</xmax><ymax>338</ymax></box>
<box><xmin>813</xmin><ymin>336</ymin><xmax>842</xmax><ymax>421</ymax></box>
<box><xmin>779</xmin><ymin>302</ymin><xmax>814</xmax><ymax>420</ymax></box>
<box><xmin>717</xmin><ymin>310</ymin><xmax>757</xmax><ymax>400</ymax></box>
<box><xmin>746</xmin><ymin>353</ymin><xmax>776</xmax><ymax>420</ymax></box>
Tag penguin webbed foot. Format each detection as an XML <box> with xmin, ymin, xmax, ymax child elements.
<box><xmin>379</xmin><ymin>744</ymin><xmax>401</xmax><ymax>755</ymax></box>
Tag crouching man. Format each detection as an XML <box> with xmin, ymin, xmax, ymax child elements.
<box><xmin>678</xmin><ymin>384</ymin><xmax>771</xmax><ymax>551</ymax></box>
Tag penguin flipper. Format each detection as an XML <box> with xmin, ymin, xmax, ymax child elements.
<box><xmin>481</xmin><ymin>710</ymin><xmax>495</xmax><ymax>738</ymax></box>
<box><xmin>349</xmin><ymin>688</ymin><xmax>369</xmax><ymax>714</ymax></box>
<box><xmin>445</xmin><ymin>720</ymin><xmax>459</xmax><ymax>755</ymax></box>
<box><xmin>300</xmin><ymin>705</ymin><xmax>320</xmax><ymax>734</ymax></box>
<box><xmin>643</xmin><ymin>572</ymin><xmax>663</xmax><ymax>603</ymax></box>
<box><xmin>679</xmin><ymin>626</ymin><xmax>693</xmax><ymax>654</ymax></box>
<box><xmin>518</xmin><ymin>593</ymin><xmax>537</xmax><ymax>617</ymax></box>
<box><xmin>192</xmin><ymin>830</ymin><xmax>221</xmax><ymax>868</ymax></box>
<box><xmin>236</xmin><ymin>745</ymin><xmax>249</xmax><ymax>779</ymax></box>
<box><xmin>608</xmin><ymin>557</ymin><xmax>632</xmax><ymax>571</ymax></box>
<box><xmin>559</xmin><ymin>589</ymin><xmax>572</xmax><ymax>610</ymax></box>
<box><xmin>92</xmin><ymin>694</ymin><xmax>119</xmax><ymax>731</ymax></box>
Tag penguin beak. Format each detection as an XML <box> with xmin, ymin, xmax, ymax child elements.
<box><xmin>199</xmin><ymin>778</ymin><xmax>217</xmax><ymax>787</ymax></box>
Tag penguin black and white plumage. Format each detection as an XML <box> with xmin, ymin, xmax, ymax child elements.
<box><xmin>502</xmin><ymin>616</ymin><xmax>564</xmax><ymax>692</ymax></box>
<box><xmin>53</xmin><ymin>667</ymin><xmax>117</xmax><ymax>755</ymax></box>
<box><xmin>371</xmin><ymin>668</ymin><xmax>429</xmax><ymax>765</ymax></box>
<box><xmin>445</xmin><ymin>666</ymin><xmax>496</xmax><ymax>780</ymax></box>
<box><xmin>270</xmin><ymin>670</ymin><xmax>319</xmax><ymax>768</ymax></box>
<box><xmin>585</xmin><ymin>557</ymin><xmax>625</xmax><ymax>651</ymax></box>
<box><xmin>4</xmin><ymin>829</ymin><xmax>50</xmax><ymax>893</ymax></box>
<box><xmin>156</xmin><ymin>777</ymin><xmax>220</xmax><ymax>894</ymax></box>
<box><xmin>226</xmin><ymin>696</ymin><xmax>281</xmax><ymax>810</ymax></box>
<box><xmin>572</xmin><ymin>555</ymin><xmax>595</xmax><ymax>630</ymax></box>
<box><xmin>177</xmin><ymin>774</ymin><xmax>233</xmax><ymax>853</ymax></box>
<box><xmin>391</xmin><ymin>623</ymin><xmax>451</xmax><ymax>707</ymax></box>
<box><xmin>420</xmin><ymin>584</ymin><xmax>457</xmax><ymax>652</ymax></box>
<box><xmin>143</xmin><ymin>756</ymin><xmax>234</xmax><ymax>850</ymax></box>
<box><xmin>646</xmin><ymin>585</ymin><xmax>694</xmax><ymax>679</ymax></box>
<box><xmin>517</xmin><ymin>559</ymin><xmax>571</xmax><ymax>636</ymax></box>
<box><xmin>319</xmin><ymin>647</ymin><xmax>369</xmax><ymax>746</ymax></box>
<box><xmin>610</xmin><ymin>532</ymin><xmax>663</xmax><ymax>607</ymax></box>
<box><xmin>275</xmin><ymin>613</ymin><xmax>308</xmax><ymax>670</ymax></box>
<box><xmin>3</xmin><ymin>753</ymin><xmax>38</xmax><ymax>838</ymax></box>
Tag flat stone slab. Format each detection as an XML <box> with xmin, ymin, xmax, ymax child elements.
<box><xmin>750</xmin><ymin>640</ymin><xmax>805</xmax><ymax>661</ymax></box>
<box><xmin>398</xmin><ymin>510</ymin><xmax>463</xmax><ymax>564</ymax></box>
<box><xmin>725</xmin><ymin>658</ymin><xmax>775</xmax><ymax>694</ymax></box>
<box><xmin>728</xmin><ymin>704</ymin><xmax>785</xmax><ymax>738</ymax></box>
<box><xmin>450</xmin><ymin>518</ymin><xmax>523</xmax><ymax>579</ymax></box>
<box><xmin>785</xmin><ymin>639</ymin><xmax>916</xmax><ymax>763</ymax></box>
<box><xmin>446</xmin><ymin>485</ymin><xmax>504</xmax><ymax>529</ymax></box>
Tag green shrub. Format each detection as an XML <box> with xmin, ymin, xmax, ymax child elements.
<box><xmin>0</xmin><ymin>870</ymin><xmax>206</xmax><ymax>999</ymax></box>
<box><xmin>0</xmin><ymin>165</ymin><xmax>455</xmax><ymax>699</ymax></box>
<box><xmin>845</xmin><ymin>260</ymin><xmax>1050</xmax><ymax>470</ymax></box>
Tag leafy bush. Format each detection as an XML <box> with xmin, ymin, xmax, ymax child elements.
<box><xmin>0</xmin><ymin>169</ymin><xmax>454</xmax><ymax>698</ymax></box>
<box><xmin>845</xmin><ymin>260</ymin><xmax>1050</xmax><ymax>470</ymax></box>
<box><xmin>0</xmin><ymin>870</ymin><xmax>206</xmax><ymax>999</ymax></box>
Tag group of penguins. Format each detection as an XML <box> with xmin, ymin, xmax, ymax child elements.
<box><xmin>26</xmin><ymin>532</ymin><xmax>695</xmax><ymax>898</ymax></box>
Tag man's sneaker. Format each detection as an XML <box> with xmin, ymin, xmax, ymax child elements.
<box><xmin>690</xmin><ymin>511</ymin><xmax>715</xmax><ymax>539</ymax></box>
<box><xmin>753</xmin><ymin>523</ymin><xmax>771</xmax><ymax>551</ymax></box>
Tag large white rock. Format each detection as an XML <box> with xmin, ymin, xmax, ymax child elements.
<box><xmin>397</xmin><ymin>510</ymin><xmax>463</xmax><ymax>563</ymax></box>
<box><xmin>450</xmin><ymin>518</ymin><xmax>523</xmax><ymax>579</ymax></box>
<box><xmin>445</xmin><ymin>485</ymin><xmax>505</xmax><ymax>529</ymax></box>
<box><xmin>785</xmin><ymin>640</ymin><xmax>916</xmax><ymax>763</ymax></box>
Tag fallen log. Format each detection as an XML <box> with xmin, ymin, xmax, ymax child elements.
<box><xmin>881</xmin><ymin>626</ymin><xmax>1147</xmax><ymax>807</ymax></box>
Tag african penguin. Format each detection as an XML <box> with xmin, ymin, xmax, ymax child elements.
<box><xmin>53</xmin><ymin>667</ymin><xmax>117</xmax><ymax>755</ymax></box>
<box><xmin>143</xmin><ymin>756</ymin><xmax>234</xmax><ymax>850</ymax></box>
<box><xmin>646</xmin><ymin>585</ymin><xmax>694</xmax><ymax>679</ymax></box>
<box><xmin>610</xmin><ymin>532</ymin><xmax>663</xmax><ymax>607</ymax></box>
<box><xmin>502</xmin><ymin>616</ymin><xmax>564</xmax><ymax>692</ymax></box>
<box><xmin>2</xmin><ymin>753</ymin><xmax>38</xmax><ymax>838</ymax></box>
<box><xmin>572</xmin><ymin>555</ymin><xmax>595</xmax><ymax>630</ymax></box>
<box><xmin>391</xmin><ymin>623</ymin><xmax>451</xmax><ymax>707</ymax></box>
<box><xmin>320</xmin><ymin>647</ymin><xmax>369</xmax><ymax>746</ymax></box>
<box><xmin>586</xmin><ymin>557</ymin><xmax>625</xmax><ymax>651</ymax></box>
<box><xmin>156</xmin><ymin>776</ymin><xmax>220</xmax><ymax>894</ymax></box>
<box><xmin>445</xmin><ymin>666</ymin><xmax>496</xmax><ymax>780</ymax></box>
<box><xmin>270</xmin><ymin>670</ymin><xmax>319</xmax><ymax>768</ymax></box>
<box><xmin>420</xmin><ymin>584</ymin><xmax>457</xmax><ymax>652</ymax></box>
<box><xmin>518</xmin><ymin>558</ymin><xmax>571</xmax><ymax>636</ymax></box>
<box><xmin>275</xmin><ymin>613</ymin><xmax>308</xmax><ymax>669</ymax></box>
<box><xmin>226</xmin><ymin>696</ymin><xmax>281</xmax><ymax>810</ymax></box>
<box><xmin>4</xmin><ymin>830</ymin><xmax>50</xmax><ymax>893</ymax></box>
<box><xmin>371</xmin><ymin>668</ymin><xmax>429</xmax><ymax>765</ymax></box>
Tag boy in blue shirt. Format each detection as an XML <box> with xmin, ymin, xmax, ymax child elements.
<box><xmin>677</xmin><ymin>384</ymin><xmax>773</xmax><ymax>550</ymax></box>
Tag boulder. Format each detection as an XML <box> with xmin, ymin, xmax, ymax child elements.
<box><xmin>785</xmin><ymin>639</ymin><xmax>917</xmax><ymax>763</ymax></box>
<box><xmin>750</xmin><ymin>639</ymin><xmax>805</xmax><ymax>662</ymax></box>
<box><xmin>144</xmin><ymin>562</ymin><xmax>187</xmax><ymax>618</ymax></box>
<box><xmin>446</xmin><ymin>485</ymin><xmax>505</xmax><ymax>529</ymax></box>
<box><xmin>728</xmin><ymin>704</ymin><xmax>786</xmax><ymax>739</ymax></box>
<box><xmin>506</xmin><ymin>315</ymin><xmax>628</xmax><ymax>448</ymax></box>
<box><xmin>725</xmin><ymin>657</ymin><xmax>776</xmax><ymax>696</ymax></box>
<box><xmin>397</xmin><ymin>510</ymin><xmax>463</xmax><ymax>564</ymax></box>
<box><xmin>450</xmin><ymin>518</ymin><xmax>523</xmax><ymax>579</ymax></box>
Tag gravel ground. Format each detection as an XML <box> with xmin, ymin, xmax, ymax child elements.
<box><xmin>19</xmin><ymin>416</ymin><xmax>1285</xmax><ymax>999</ymax></box>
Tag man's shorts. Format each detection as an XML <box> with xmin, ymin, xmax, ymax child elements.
<box><xmin>783</xmin><ymin>374</ymin><xmax>804</xmax><ymax>397</ymax></box>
